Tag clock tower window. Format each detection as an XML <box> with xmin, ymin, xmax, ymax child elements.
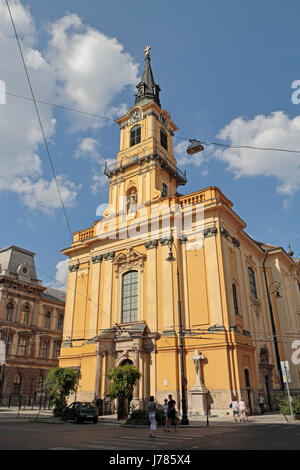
<box><xmin>160</xmin><ymin>128</ymin><xmax>168</xmax><ymax>150</ymax></box>
<box><xmin>130</xmin><ymin>124</ymin><xmax>141</xmax><ymax>147</ymax></box>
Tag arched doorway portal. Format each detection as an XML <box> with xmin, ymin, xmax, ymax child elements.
<box><xmin>120</xmin><ymin>359</ymin><xmax>133</xmax><ymax>366</ymax></box>
<box><xmin>244</xmin><ymin>368</ymin><xmax>253</xmax><ymax>415</ymax></box>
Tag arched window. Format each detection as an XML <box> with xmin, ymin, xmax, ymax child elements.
<box><xmin>40</xmin><ymin>342</ymin><xmax>49</xmax><ymax>359</ymax></box>
<box><xmin>18</xmin><ymin>337</ymin><xmax>29</xmax><ymax>356</ymax></box>
<box><xmin>162</xmin><ymin>182</ymin><xmax>168</xmax><ymax>197</ymax></box>
<box><xmin>21</xmin><ymin>304</ymin><xmax>30</xmax><ymax>325</ymax></box>
<box><xmin>6</xmin><ymin>302</ymin><xmax>14</xmax><ymax>322</ymax></box>
<box><xmin>57</xmin><ymin>314</ymin><xmax>64</xmax><ymax>331</ymax></box>
<box><xmin>160</xmin><ymin>128</ymin><xmax>168</xmax><ymax>150</ymax></box>
<box><xmin>130</xmin><ymin>125</ymin><xmax>141</xmax><ymax>147</ymax></box>
<box><xmin>232</xmin><ymin>283</ymin><xmax>239</xmax><ymax>315</ymax></box>
<box><xmin>53</xmin><ymin>342</ymin><xmax>61</xmax><ymax>359</ymax></box>
<box><xmin>120</xmin><ymin>359</ymin><xmax>133</xmax><ymax>366</ymax></box>
<box><xmin>248</xmin><ymin>267</ymin><xmax>258</xmax><ymax>299</ymax></box>
<box><xmin>244</xmin><ymin>369</ymin><xmax>251</xmax><ymax>388</ymax></box>
<box><xmin>121</xmin><ymin>271</ymin><xmax>138</xmax><ymax>323</ymax></box>
<box><xmin>44</xmin><ymin>311</ymin><xmax>51</xmax><ymax>329</ymax></box>
<box><xmin>37</xmin><ymin>375</ymin><xmax>44</xmax><ymax>392</ymax></box>
<box><xmin>13</xmin><ymin>373</ymin><xmax>22</xmax><ymax>395</ymax></box>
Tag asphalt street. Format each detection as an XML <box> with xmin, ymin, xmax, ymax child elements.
<box><xmin>0</xmin><ymin>420</ymin><xmax>300</xmax><ymax>450</ymax></box>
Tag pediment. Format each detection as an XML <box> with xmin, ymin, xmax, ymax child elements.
<box><xmin>113</xmin><ymin>248</ymin><xmax>146</xmax><ymax>277</ymax></box>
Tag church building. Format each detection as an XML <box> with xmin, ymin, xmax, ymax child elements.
<box><xmin>59</xmin><ymin>48</ymin><xmax>300</xmax><ymax>415</ymax></box>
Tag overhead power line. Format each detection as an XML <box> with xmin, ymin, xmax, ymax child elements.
<box><xmin>5</xmin><ymin>90</ymin><xmax>300</xmax><ymax>156</ymax></box>
<box><xmin>5</xmin><ymin>0</ymin><xmax>74</xmax><ymax>243</ymax></box>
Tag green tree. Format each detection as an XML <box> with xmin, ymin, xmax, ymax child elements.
<box><xmin>45</xmin><ymin>367</ymin><xmax>78</xmax><ymax>417</ymax></box>
<box><xmin>105</xmin><ymin>365</ymin><xmax>141</xmax><ymax>420</ymax></box>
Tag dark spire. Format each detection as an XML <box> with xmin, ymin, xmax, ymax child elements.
<box><xmin>135</xmin><ymin>46</ymin><xmax>161</xmax><ymax>107</ymax></box>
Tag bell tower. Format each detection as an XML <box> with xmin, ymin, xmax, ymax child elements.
<box><xmin>104</xmin><ymin>47</ymin><xmax>187</xmax><ymax>214</ymax></box>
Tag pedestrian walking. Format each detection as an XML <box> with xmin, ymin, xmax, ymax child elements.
<box><xmin>163</xmin><ymin>398</ymin><xmax>168</xmax><ymax>431</ymax></box>
<box><xmin>147</xmin><ymin>396</ymin><xmax>157</xmax><ymax>438</ymax></box>
<box><xmin>229</xmin><ymin>396</ymin><xmax>239</xmax><ymax>422</ymax></box>
<box><xmin>238</xmin><ymin>398</ymin><xmax>248</xmax><ymax>422</ymax></box>
<box><xmin>166</xmin><ymin>394</ymin><xmax>177</xmax><ymax>432</ymax></box>
<box><xmin>258</xmin><ymin>393</ymin><xmax>265</xmax><ymax>414</ymax></box>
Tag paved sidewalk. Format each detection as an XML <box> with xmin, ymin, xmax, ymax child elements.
<box><xmin>0</xmin><ymin>408</ymin><xmax>296</xmax><ymax>425</ymax></box>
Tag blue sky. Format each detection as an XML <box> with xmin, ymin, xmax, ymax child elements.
<box><xmin>0</xmin><ymin>0</ymin><xmax>300</xmax><ymax>289</ymax></box>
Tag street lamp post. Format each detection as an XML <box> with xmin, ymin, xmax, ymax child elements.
<box><xmin>263</xmin><ymin>255</ymin><xmax>285</xmax><ymax>392</ymax></box>
<box><xmin>166</xmin><ymin>237</ymin><xmax>189</xmax><ymax>425</ymax></box>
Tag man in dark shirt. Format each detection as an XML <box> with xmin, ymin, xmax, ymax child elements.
<box><xmin>166</xmin><ymin>394</ymin><xmax>177</xmax><ymax>432</ymax></box>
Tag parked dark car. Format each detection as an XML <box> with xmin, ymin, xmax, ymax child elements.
<box><xmin>62</xmin><ymin>402</ymin><xmax>99</xmax><ymax>424</ymax></box>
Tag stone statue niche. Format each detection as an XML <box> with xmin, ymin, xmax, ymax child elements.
<box><xmin>127</xmin><ymin>188</ymin><xmax>137</xmax><ymax>214</ymax></box>
<box><xmin>188</xmin><ymin>349</ymin><xmax>208</xmax><ymax>416</ymax></box>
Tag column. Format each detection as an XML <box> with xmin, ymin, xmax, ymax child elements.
<box><xmin>63</xmin><ymin>269</ymin><xmax>77</xmax><ymax>341</ymax></box>
<box><xmin>145</xmin><ymin>159</ymin><xmax>151</xmax><ymax>203</ymax></box>
<box><xmin>204</xmin><ymin>234</ymin><xmax>224</xmax><ymax>326</ymax></box>
<box><xmin>89</xmin><ymin>259</ymin><xmax>101</xmax><ymax>339</ymax></box>
<box><xmin>150</xmin><ymin>349</ymin><xmax>156</xmax><ymax>397</ymax></box>
<box><xmin>101</xmin><ymin>260</ymin><xmax>113</xmax><ymax>331</ymax></box>
<box><xmin>145</xmin><ymin>244</ymin><xmax>158</xmax><ymax>331</ymax></box>
<box><xmin>180</xmin><ymin>240</ymin><xmax>190</xmax><ymax>331</ymax></box>
<box><xmin>160</xmin><ymin>242</ymin><xmax>175</xmax><ymax>332</ymax></box>
<box><xmin>94</xmin><ymin>350</ymin><xmax>103</xmax><ymax>399</ymax></box>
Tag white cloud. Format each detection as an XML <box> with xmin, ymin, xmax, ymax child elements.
<box><xmin>0</xmin><ymin>1</ymin><xmax>140</xmax><ymax>210</ymax></box>
<box><xmin>74</xmin><ymin>137</ymin><xmax>115</xmax><ymax>194</ymax></box>
<box><xmin>175</xmin><ymin>140</ymin><xmax>207</xmax><ymax>167</ymax></box>
<box><xmin>215</xmin><ymin>111</ymin><xmax>300</xmax><ymax>195</ymax></box>
<box><xmin>46</xmin><ymin>13</ymin><xmax>139</xmax><ymax>130</ymax></box>
<box><xmin>0</xmin><ymin>1</ymin><xmax>77</xmax><ymax>211</ymax></box>
<box><xmin>47</xmin><ymin>259</ymin><xmax>69</xmax><ymax>291</ymax></box>
<box><xmin>10</xmin><ymin>175</ymin><xmax>78</xmax><ymax>212</ymax></box>
<box><xmin>74</xmin><ymin>137</ymin><xmax>101</xmax><ymax>161</ymax></box>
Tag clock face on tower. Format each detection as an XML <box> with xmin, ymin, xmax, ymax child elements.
<box><xmin>129</xmin><ymin>110</ymin><xmax>142</xmax><ymax>124</ymax></box>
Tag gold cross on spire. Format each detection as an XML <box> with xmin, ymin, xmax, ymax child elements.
<box><xmin>144</xmin><ymin>45</ymin><xmax>151</xmax><ymax>57</ymax></box>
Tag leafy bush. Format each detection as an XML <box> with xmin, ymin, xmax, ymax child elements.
<box><xmin>105</xmin><ymin>365</ymin><xmax>141</xmax><ymax>420</ymax></box>
<box><xmin>44</xmin><ymin>367</ymin><xmax>78</xmax><ymax>418</ymax></box>
<box><xmin>279</xmin><ymin>393</ymin><xmax>300</xmax><ymax>417</ymax></box>
<box><xmin>126</xmin><ymin>403</ymin><xmax>179</xmax><ymax>426</ymax></box>
<box><xmin>126</xmin><ymin>408</ymin><xmax>150</xmax><ymax>425</ymax></box>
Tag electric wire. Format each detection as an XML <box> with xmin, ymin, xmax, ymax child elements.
<box><xmin>3</xmin><ymin>0</ymin><xmax>300</xmax><ymax>348</ymax></box>
<box><xmin>5</xmin><ymin>0</ymin><xmax>73</xmax><ymax>244</ymax></box>
<box><xmin>5</xmin><ymin>89</ymin><xmax>300</xmax><ymax>156</ymax></box>
<box><xmin>4</xmin><ymin>249</ymin><xmax>300</xmax><ymax>343</ymax></box>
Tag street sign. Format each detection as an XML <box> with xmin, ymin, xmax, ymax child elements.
<box><xmin>0</xmin><ymin>340</ymin><xmax>6</xmax><ymax>365</ymax></box>
<box><xmin>281</xmin><ymin>360</ymin><xmax>291</xmax><ymax>383</ymax></box>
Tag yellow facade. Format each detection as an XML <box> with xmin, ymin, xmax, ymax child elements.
<box><xmin>59</xmin><ymin>51</ymin><xmax>300</xmax><ymax>415</ymax></box>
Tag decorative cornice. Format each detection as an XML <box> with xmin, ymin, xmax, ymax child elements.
<box><xmin>160</xmin><ymin>236</ymin><xmax>173</xmax><ymax>246</ymax></box>
<box><xmin>92</xmin><ymin>255</ymin><xmax>103</xmax><ymax>264</ymax></box>
<box><xmin>232</xmin><ymin>237</ymin><xmax>240</xmax><ymax>248</ymax></box>
<box><xmin>144</xmin><ymin>239</ymin><xmax>158</xmax><ymax>250</ymax></box>
<box><xmin>204</xmin><ymin>227</ymin><xmax>218</xmax><ymax>238</ymax></box>
<box><xmin>208</xmin><ymin>324</ymin><xmax>226</xmax><ymax>332</ymax></box>
<box><xmin>103</xmin><ymin>251</ymin><xmax>115</xmax><ymax>261</ymax></box>
<box><xmin>230</xmin><ymin>325</ymin><xmax>240</xmax><ymax>333</ymax></box>
<box><xmin>113</xmin><ymin>248</ymin><xmax>146</xmax><ymax>278</ymax></box>
<box><xmin>220</xmin><ymin>227</ymin><xmax>229</xmax><ymax>238</ymax></box>
<box><xmin>69</xmin><ymin>264</ymin><xmax>79</xmax><ymax>272</ymax></box>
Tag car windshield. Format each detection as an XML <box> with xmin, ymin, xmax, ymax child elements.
<box><xmin>79</xmin><ymin>403</ymin><xmax>96</xmax><ymax>409</ymax></box>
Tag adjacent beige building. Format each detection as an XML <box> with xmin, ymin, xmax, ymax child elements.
<box><xmin>0</xmin><ymin>245</ymin><xmax>65</xmax><ymax>403</ymax></box>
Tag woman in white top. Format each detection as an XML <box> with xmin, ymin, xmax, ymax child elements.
<box><xmin>238</xmin><ymin>398</ymin><xmax>248</xmax><ymax>422</ymax></box>
<box><xmin>230</xmin><ymin>396</ymin><xmax>239</xmax><ymax>422</ymax></box>
<box><xmin>148</xmin><ymin>396</ymin><xmax>157</xmax><ymax>438</ymax></box>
